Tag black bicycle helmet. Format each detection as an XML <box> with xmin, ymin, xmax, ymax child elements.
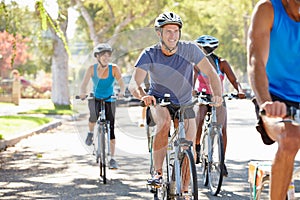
<box><xmin>195</xmin><ymin>35</ymin><xmax>219</xmax><ymax>55</ymax></box>
<box><xmin>93</xmin><ymin>43</ymin><xmax>112</xmax><ymax>57</ymax></box>
<box><xmin>154</xmin><ymin>12</ymin><xmax>182</xmax><ymax>30</ymax></box>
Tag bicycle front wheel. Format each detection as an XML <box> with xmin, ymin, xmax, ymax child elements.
<box><xmin>98</xmin><ymin>124</ymin><xmax>107</xmax><ymax>184</ymax></box>
<box><xmin>172</xmin><ymin>149</ymin><xmax>198</xmax><ymax>199</ymax></box>
<box><xmin>208</xmin><ymin>126</ymin><xmax>224</xmax><ymax>196</ymax></box>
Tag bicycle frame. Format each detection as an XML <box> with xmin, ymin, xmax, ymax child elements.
<box><xmin>94</xmin><ymin>97</ymin><xmax>112</xmax><ymax>184</ymax></box>
<box><xmin>197</xmin><ymin>92</ymin><xmax>224</xmax><ymax>196</ymax></box>
<box><xmin>147</xmin><ymin>96</ymin><xmax>198</xmax><ymax>199</ymax></box>
<box><xmin>96</xmin><ymin>99</ymin><xmax>110</xmax><ymax>158</ymax></box>
<box><xmin>75</xmin><ymin>94</ymin><xmax>114</xmax><ymax>184</ymax></box>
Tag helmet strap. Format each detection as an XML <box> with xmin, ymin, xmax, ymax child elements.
<box><xmin>97</xmin><ymin>59</ymin><xmax>107</xmax><ymax>68</ymax></box>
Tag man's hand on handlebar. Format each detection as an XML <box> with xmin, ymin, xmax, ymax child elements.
<box><xmin>260</xmin><ymin>101</ymin><xmax>287</xmax><ymax>118</ymax></box>
<box><xmin>141</xmin><ymin>95</ymin><xmax>156</xmax><ymax>106</ymax></box>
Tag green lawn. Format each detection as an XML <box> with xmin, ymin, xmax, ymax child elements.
<box><xmin>0</xmin><ymin>115</ymin><xmax>52</xmax><ymax>140</ymax></box>
<box><xmin>0</xmin><ymin>100</ymin><xmax>75</xmax><ymax>140</ymax></box>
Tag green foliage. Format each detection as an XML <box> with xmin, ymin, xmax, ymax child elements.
<box><xmin>72</xmin><ymin>0</ymin><xmax>257</xmax><ymax>75</ymax></box>
<box><xmin>35</xmin><ymin>0</ymin><xmax>70</xmax><ymax>56</ymax></box>
<box><xmin>0</xmin><ymin>1</ymin><xmax>52</xmax><ymax>77</ymax></box>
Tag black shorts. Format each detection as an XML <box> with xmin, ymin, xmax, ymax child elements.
<box><xmin>253</xmin><ymin>94</ymin><xmax>300</xmax><ymax>145</ymax></box>
<box><xmin>146</xmin><ymin>97</ymin><xmax>195</xmax><ymax>127</ymax></box>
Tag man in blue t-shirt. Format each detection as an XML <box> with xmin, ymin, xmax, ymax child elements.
<box><xmin>247</xmin><ymin>0</ymin><xmax>300</xmax><ymax>199</ymax></box>
<box><xmin>129</xmin><ymin>12</ymin><xmax>223</xmax><ymax>188</ymax></box>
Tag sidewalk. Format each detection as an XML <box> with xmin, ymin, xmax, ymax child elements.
<box><xmin>0</xmin><ymin>98</ymin><xmax>65</xmax><ymax>151</ymax></box>
<box><xmin>0</xmin><ymin>98</ymin><xmax>52</xmax><ymax>116</ymax></box>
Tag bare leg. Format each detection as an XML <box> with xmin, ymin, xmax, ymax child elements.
<box><xmin>110</xmin><ymin>139</ymin><xmax>116</xmax><ymax>157</ymax></box>
<box><xmin>195</xmin><ymin>105</ymin><xmax>208</xmax><ymax>145</ymax></box>
<box><xmin>263</xmin><ymin>119</ymin><xmax>300</xmax><ymax>200</ymax></box>
<box><xmin>88</xmin><ymin>122</ymin><xmax>96</xmax><ymax>132</ymax></box>
<box><xmin>182</xmin><ymin>118</ymin><xmax>196</xmax><ymax>191</ymax></box>
<box><xmin>151</xmin><ymin>106</ymin><xmax>171</xmax><ymax>173</ymax></box>
<box><xmin>216</xmin><ymin>105</ymin><xmax>226</xmax><ymax>154</ymax></box>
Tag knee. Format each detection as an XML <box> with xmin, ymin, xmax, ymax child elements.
<box><xmin>279</xmin><ymin>132</ymin><xmax>299</xmax><ymax>154</ymax></box>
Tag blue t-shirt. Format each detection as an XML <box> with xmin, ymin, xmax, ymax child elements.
<box><xmin>92</xmin><ymin>63</ymin><xmax>115</xmax><ymax>102</ymax></box>
<box><xmin>135</xmin><ymin>41</ymin><xmax>205</xmax><ymax>105</ymax></box>
<box><xmin>267</xmin><ymin>0</ymin><xmax>300</xmax><ymax>103</ymax></box>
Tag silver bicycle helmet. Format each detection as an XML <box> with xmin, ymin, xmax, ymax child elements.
<box><xmin>195</xmin><ymin>35</ymin><xmax>219</xmax><ymax>55</ymax></box>
<box><xmin>93</xmin><ymin>43</ymin><xmax>112</xmax><ymax>57</ymax></box>
<box><xmin>154</xmin><ymin>12</ymin><xmax>183</xmax><ymax>30</ymax></box>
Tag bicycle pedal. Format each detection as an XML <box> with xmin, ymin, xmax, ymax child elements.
<box><xmin>147</xmin><ymin>185</ymin><xmax>158</xmax><ymax>193</ymax></box>
<box><xmin>147</xmin><ymin>182</ymin><xmax>162</xmax><ymax>188</ymax></box>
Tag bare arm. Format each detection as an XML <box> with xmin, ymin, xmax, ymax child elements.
<box><xmin>128</xmin><ymin>68</ymin><xmax>155</xmax><ymax>106</ymax></box>
<box><xmin>193</xmin><ymin>67</ymin><xmax>199</xmax><ymax>95</ymax></box>
<box><xmin>195</xmin><ymin>57</ymin><xmax>222</xmax><ymax>106</ymax></box>
<box><xmin>247</xmin><ymin>0</ymin><xmax>273</xmax><ymax>105</ymax></box>
<box><xmin>128</xmin><ymin>68</ymin><xmax>148</xmax><ymax>99</ymax></box>
<box><xmin>247</xmin><ymin>0</ymin><xmax>286</xmax><ymax>117</ymax></box>
<box><xmin>112</xmin><ymin>65</ymin><xmax>125</xmax><ymax>95</ymax></box>
<box><xmin>220</xmin><ymin>59</ymin><xmax>245</xmax><ymax>98</ymax></box>
<box><xmin>79</xmin><ymin>65</ymin><xmax>93</xmax><ymax>99</ymax></box>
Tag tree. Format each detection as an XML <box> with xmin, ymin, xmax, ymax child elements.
<box><xmin>0</xmin><ymin>31</ymin><xmax>30</xmax><ymax>78</ymax></box>
<box><xmin>35</xmin><ymin>0</ymin><xmax>71</xmax><ymax>107</ymax></box>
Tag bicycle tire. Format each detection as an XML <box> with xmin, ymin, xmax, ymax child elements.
<box><xmin>99</xmin><ymin>123</ymin><xmax>107</xmax><ymax>184</ymax></box>
<box><xmin>171</xmin><ymin>149</ymin><xmax>198</xmax><ymax>199</ymax></box>
<box><xmin>199</xmin><ymin>132</ymin><xmax>209</xmax><ymax>187</ymax></box>
<box><xmin>208</xmin><ymin>126</ymin><xmax>224</xmax><ymax>196</ymax></box>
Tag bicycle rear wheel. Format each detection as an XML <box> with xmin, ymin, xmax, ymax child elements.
<box><xmin>199</xmin><ymin>133</ymin><xmax>209</xmax><ymax>187</ymax></box>
<box><xmin>172</xmin><ymin>149</ymin><xmax>198</xmax><ymax>199</ymax></box>
<box><xmin>98</xmin><ymin>124</ymin><xmax>107</xmax><ymax>184</ymax></box>
<box><xmin>208</xmin><ymin>126</ymin><xmax>224</xmax><ymax>196</ymax></box>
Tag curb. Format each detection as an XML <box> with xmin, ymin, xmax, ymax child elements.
<box><xmin>0</xmin><ymin>119</ymin><xmax>62</xmax><ymax>151</ymax></box>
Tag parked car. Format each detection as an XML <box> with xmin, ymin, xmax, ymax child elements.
<box><xmin>241</xmin><ymin>82</ymin><xmax>255</xmax><ymax>99</ymax></box>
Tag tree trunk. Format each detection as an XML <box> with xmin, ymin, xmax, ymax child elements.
<box><xmin>51</xmin><ymin>16</ymin><xmax>70</xmax><ymax>108</ymax></box>
<box><xmin>51</xmin><ymin>34</ymin><xmax>70</xmax><ymax>108</ymax></box>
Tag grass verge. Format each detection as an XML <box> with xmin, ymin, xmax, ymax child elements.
<box><xmin>0</xmin><ymin>115</ymin><xmax>52</xmax><ymax>140</ymax></box>
<box><xmin>0</xmin><ymin>100</ymin><xmax>76</xmax><ymax>140</ymax></box>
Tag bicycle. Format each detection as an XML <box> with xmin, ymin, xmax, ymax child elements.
<box><xmin>144</xmin><ymin>94</ymin><xmax>198</xmax><ymax>200</ymax></box>
<box><xmin>197</xmin><ymin>91</ymin><xmax>238</xmax><ymax>196</ymax></box>
<box><xmin>249</xmin><ymin>106</ymin><xmax>300</xmax><ymax>200</ymax></box>
<box><xmin>76</xmin><ymin>93</ymin><xmax>117</xmax><ymax>184</ymax></box>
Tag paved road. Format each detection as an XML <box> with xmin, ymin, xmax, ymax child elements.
<box><xmin>1</xmin><ymin>99</ymin><xmax>300</xmax><ymax>199</ymax></box>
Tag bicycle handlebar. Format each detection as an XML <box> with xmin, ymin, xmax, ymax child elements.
<box><xmin>260</xmin><ymin>107</ymin><xmax>300</xmax><ymax>126</ymax></box>
<box><xmin>75</xmin><ymin>93</ymin><xmax>120</xmax><ymax>101</ymax></box>
<box><xmin>139</xmin><ymin>93</ymin><xmax>198</xmax><ymax>108</ymax></box>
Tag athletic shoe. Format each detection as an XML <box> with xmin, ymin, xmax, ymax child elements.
<box><xmin>109</xmin><ymin>159</ymin><xmax>119</xmax><ymax>169</ymax></box>
<box><xmin>85</xmin><ymin>132</ymin><xmax>93</xmax><ymax>146</ymax></box>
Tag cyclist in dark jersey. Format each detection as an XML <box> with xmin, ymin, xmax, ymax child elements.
<box><xmin>194</xmin><ymin>35</ymin><xmax>246</xmax><ymax>177</ymax></box>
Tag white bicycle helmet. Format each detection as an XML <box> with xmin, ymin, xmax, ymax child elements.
<box><xmin>154</xmin><ymin>12</ymin><xmax>182</xmax><ymax>30</ymax></box>
<box><xmin>93</xmin><ymin>43</ymin><xmax>112</xmax><ymax>57</ymax></box>
<box><xmin>195</xmin><ymin>35</ymin><xmax>219</xmax><ymax>55</ymax></box>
